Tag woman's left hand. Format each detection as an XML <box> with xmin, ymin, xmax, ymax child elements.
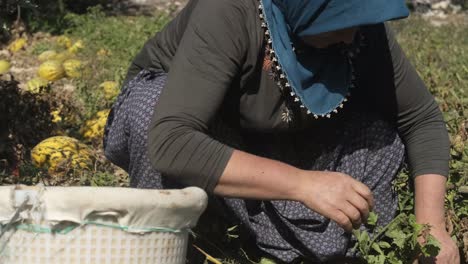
<box><xmin>414</xmin><ymin>174</ymin><xmax>460</xmax><ymax>264</ymax></box>
<box><xmin>420</xmin><ymin>226</ymin><xmax>460</xmax><ymax>264</ymax></box>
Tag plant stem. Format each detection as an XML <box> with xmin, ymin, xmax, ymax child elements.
<box><xmin>367</xmin><ymin>213</ymin><xmax>405</xmax><ymax>250</ymax></box>
<box><xmin>57</xmin><ymin>0</ymin><xmax>65</xmax><ymax>14</ymax></box>
<box><xmin>16</xmin><ymin>4</ymin><xmax>21</xmax><ymax>24</ymax></box>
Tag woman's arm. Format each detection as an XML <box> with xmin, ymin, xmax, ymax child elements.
<box><xmin>381</xmin><ymin>24</ymin><xmax>459</xmax><ymax>263</ymax></box>
<box><xmin>213</xmin><ymin>149</ymin><xmax>303</xmax><ymax>201</ymax></box>
<box><xmin>382</xmin><ymin>23</ymin><xmax>450</xmax><ymax>178</ymax></box>
<box><xmin>214</xmin><ymin>149</ymin><xmax>375</xmax><ymax>232</ymax></box>
<box><xmin>148</xmin><ymin>0</ymin><xmax>250</xmax><ymax>191</ymax></box>
<box><xmin>414</xmin><ymin>174</ymin><xmax>446</xmax><ymax>228</ymax></box>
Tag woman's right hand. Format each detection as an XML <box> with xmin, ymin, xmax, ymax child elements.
<box><xmin>295</xmin><ymin>170</ymin><xmax>374</xmax><ymax>232</ymax></box>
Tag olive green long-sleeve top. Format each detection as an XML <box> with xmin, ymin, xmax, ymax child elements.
<box><xmin>125</xmin><ymin>0</ymin><xmax>450</xmax><ymax>192</ymax></box>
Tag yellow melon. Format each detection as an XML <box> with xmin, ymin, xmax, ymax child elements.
<box><xmin>56</xmin><ymin>36</ymin><xmax>72</xmax><ymax>48</ymax></box>
<box><xmin>68</xmin><ymin>40</ymin><xmax>84</xmax><ymax>54</ymax></box>
<box><xmin>26</xmin><ymin>78</ymin><xmax>49</xmax><ymax>93</ymax></box>
<box><xmin>99</xmin><ymin>81</ymin><xmax>120</xmax><ymax>100</ymax></box>
<box><xmin>81</xmin><ymin>109</ymin><xmax>111</xmax><ymax>141</ymax></box>
<box><xmin>8</xmin><ymin>38</ymin><xmax>27</xmax><ymax>53</ymax></box>
<box><xmin>31</xmin><ymin>136</ymin><xmax>93</xmax><ymax>173</ymax></box>
<box><xmin>53</xmin><ymin>51</ymin><xmax>74</xmax><ymax>63</ymax></box>
<box><xmin>38</xmin><ymin>50</ymin><xmax>58</xmax><ymax>62</ymax></box>
<box><xmin>0</xmin><ymin>60</ymin><xmax>11</xmax><ymax>74</ymax></box>
<box><xmin>63</xmin><ymin>59</ymin><xmax>83</xmax><ymax>78</ymax></box>
<box><xmin>97</xmin><ymin>48</ymin><xmax>112</xmax><ymax>57</ymax></box>
<box><xmin>38</xmin><ymin>60</ymin><xmax>65</xmax><ymax>81</ymax></box>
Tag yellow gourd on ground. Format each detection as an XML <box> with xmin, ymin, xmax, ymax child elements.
<box><xmin>81</xmin><ymin>109</ymin><xmax>110</xmax><ymax>141</ymax></box>
<box><xmin>8</xmin><ymin>38</ymin><xmax>27</xmax><ymax>53</ymax></box>
<box><xmin>63</xmin><ymin>59</ymin><xmax>83</xmax><ymax>78</ymax></box>
<box><xmin>0</xmin><ymin>60</ymin><xmax>11</xmax><ymax>74</ymax></box>
<box><xmin>100</xmin><ymin>81</ymin><xmax>120</xmax><ymax>100</ymax></box>
<box><xmin>26</xmin><ymin>78</ymin><xmax>49</xmax><ymax>93</ymax></box>
<box><xmin>38</xmin><ymin>50</ymin><xmax>58</xmax><ymax>62</ymax></box>
<box><xmin>31</xmin><ymin>136</ymin><xmax>93</xmax><ymax>173</ymax></box>
<box><xmin>53</xmin><ymin>51</ymin><xmax>73</xmax><ymax>63</ymax></box>
<box><xmin>56</xmin><ymin>36</ymin><xmax>72</xmax><ymax>48</ymax></box>
<box><xmin>97</xmin><ymin>48</ymin><xmax>112</xmax><ymax>57</ymax></box>
<box><xmin>68</xmin><ymin>40</ymin><xmax>84</xmax><ymax>53</ymax></box>
<box><xmin>38</xmin><ymin>60</ymin><xmax>65</xmax><ymax>81</ymax></box>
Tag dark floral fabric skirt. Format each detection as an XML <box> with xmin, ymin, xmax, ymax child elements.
<box><xmin>104</xmin><ymin>70</ymin><xmax>405</xmax><ymax>263</ymax></box>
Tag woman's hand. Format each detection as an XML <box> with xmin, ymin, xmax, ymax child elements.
<box><xmin>414</xmin><ymin>174</ymin><xmax>460</xmax><ymax>264</ymax></box>
<box><xmin>420</xmin><ymin>226</ymin><xmax>460</xmax><ymax>264</ymax></box>
<box><xmin>295</xmin><ymin>171</ymin><xmax>374</xmax><ymax>232</ymax></box>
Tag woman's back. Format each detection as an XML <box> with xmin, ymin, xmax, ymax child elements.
<box><xmin>125</xmin><ymin>0</ymin><xmax>259</xmax><ymax>83</ymax></box>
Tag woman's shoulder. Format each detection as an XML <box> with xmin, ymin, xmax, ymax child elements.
<box><xmin>189</xmin><ymin>0</ymin><xmax>264</xmax><ymax>65</ymax></box>
<box><xmin>186</xmin><ymin>0</ymin><xmax>263</xmax><ymax>53</ymax></box>
<box><xmin>176</xmin><ymin>0</ymin><xmax>260</xmax><ymax>40</ymax></box>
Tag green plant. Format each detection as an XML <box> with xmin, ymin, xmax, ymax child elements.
<box><xmin>88</xmin><ymin>171</ymin><xmax>117</xmax><ymax>186</ymax></box>
<box><xmin>64</xmin><ymin>6</ymin><xmax>170</xmax><ymax>82</ymax></box>
<box><xmin>30</xmin><ymin>40</ymin><xmax>55</xmax><ymax>55</ymax></box>
<box><xmin>0</xmin><ymin>0</ymin><xmax>114</xmax><ymax>40</ymax></box>
<box><xmin>1</xmin><ymin>0</ymin><xmax>65</xmax><ymax>39</ymax></box>
<box><xmin>60</xmin><ymin>6</ymin><xmax>170</xmax><ymax>118</ymax></box>
<box><xmin>353</xmin><ymin>212</ymin><xmax>441</xmax><ymax>264</ymax></box>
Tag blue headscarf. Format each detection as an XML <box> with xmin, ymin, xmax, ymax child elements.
<box><xmin>260</xmin><ymin>0</ymin><xmax>409</xmax><ymax>117</ymax></box>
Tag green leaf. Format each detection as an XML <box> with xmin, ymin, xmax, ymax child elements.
<box><xmin>385</xmin><ymin>229</ymin><xmax>407</xmax><ymax>249</ymax></box>
<box><xmin>378</xmin><ymin>241</ymin><xmax>391</xmax><ymax>249</ymax></box>
<box><xmin>367</xmin><ymin>211</ymin><xmax>378</xmax><ymax>226</ymax></box>
<box><xmin>352</xmin><ymin>229</ymin><xmax>362</xmax><ymax>240</ymax></box>
<box><xmin>386</xmin><ymin>251</ymin><xmax>403</xmax><ymax>264</ymax></box>
<box><xmin>354</xmin><ymin>229</ymin><xmax>371</xmax><ymax>254</ymax></box>
<box><xmin>409</xmin><ymin>223</ymin><xmax>425</xmax><ymax>249</ymax></box>
<box><xmin>367</xmin><ymin>255</ymin><xmax>386</xmax><ymax>264</ymax></box>
<box><xmin>421</xmin><ymin>234</ymin><xmax>441</xmax><ymax>257</ymax></box>
<box><xmin>351</xmin><ymin>230</ymin><xmax>361</xmax><ymax>252</ymax></box>
<box><xmin>259</xmin><ymin>258</ymin><xmax>277</xmax><ymax>264</ymax></box>
<box><xmin>371</xmin><ymin>243</ymin><xmax>383</xmax><ymax>255</ymax></box>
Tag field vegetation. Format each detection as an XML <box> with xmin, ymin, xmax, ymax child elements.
<box><xmin>0</xmin><ymin>3</ymin><xmax>467</xmax><ymax>263</ymax></box>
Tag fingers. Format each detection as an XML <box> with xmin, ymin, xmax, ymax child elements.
<box><xmin>302</xmin><ymin>171</ymin><xmax>376</xmax><ymax>233</ymax></box>
<box><xmin>333</xmin><ymin>193</ymin><xmax>371</xmax><ymax>232</ymax></box>
<box><xmin>331</xmin><ymin>204</ymin><xmax>362</xmax><ymax>232</ymax></box>
<box><xmin>347</xmin><ymin>193</ymin><xmax>371</xmax><ymax>222</ymax></box>
<box><xmin>339</xmin><ymin>202</ymin><xmax>363</xmax><ymax>230</ymax></box>
<box><xmin>352</xmin><ymin>180</ymin><xmax>375</xmax><ymax>211</ymax></box>
<box><xmin>333</xmin><ymin>210</ymin><xmax>353</xmax><ymax>232</ymax></box>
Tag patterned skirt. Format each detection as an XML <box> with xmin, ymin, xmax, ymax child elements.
<box><xmin>104</xmin><ymin>70</ymin><xmax>405</xmax><ymax>263</ymax></box>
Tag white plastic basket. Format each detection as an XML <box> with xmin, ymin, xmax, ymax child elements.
<box><xmin>1</xmin><ymin>225</ymin><xmax>189</xmax><ymax>264</ymax></box>
<box><xmin>0</xmin><ymin>185</ymin><xmax>208</xmax><ymax>264</ymax></box>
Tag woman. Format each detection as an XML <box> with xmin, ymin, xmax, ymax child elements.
<box><xmin>104</xmin><ymin>0</ymin><xmax>459</xmax><ymax>262</ymax></box>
